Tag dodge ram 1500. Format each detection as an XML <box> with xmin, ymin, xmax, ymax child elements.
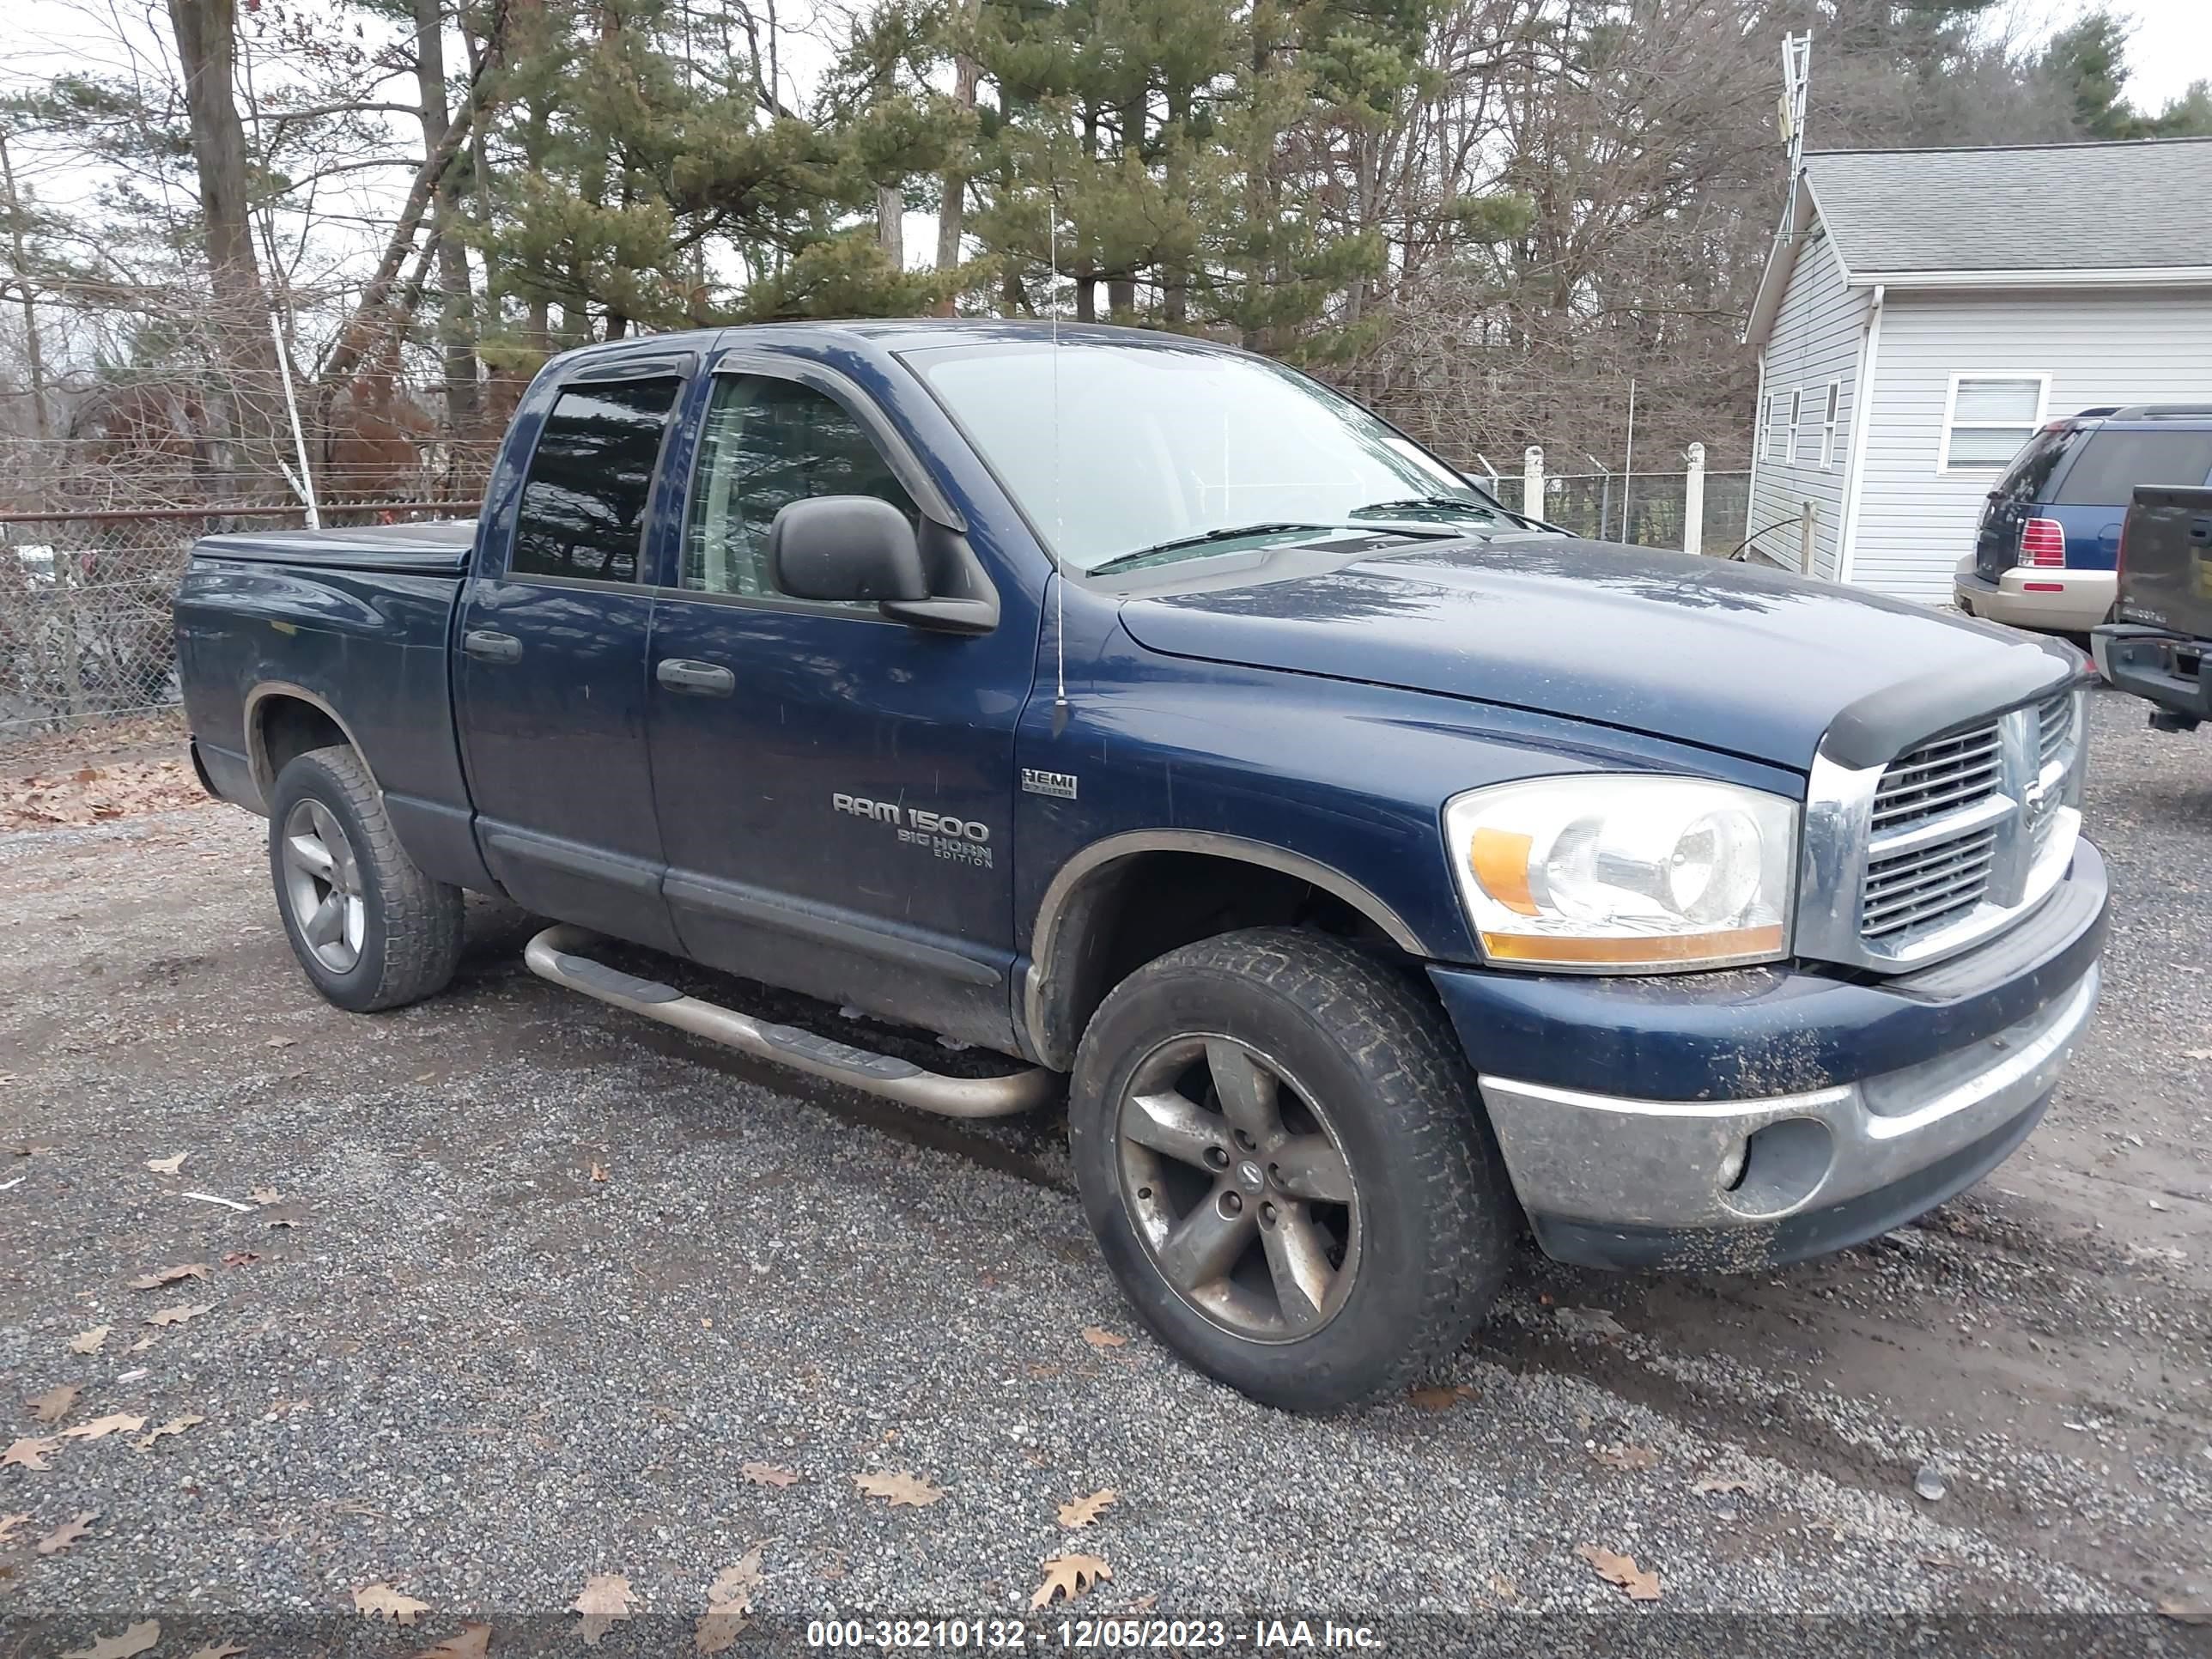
<box><xmin>176</xmin><ymin>320</ymin><xmax>2106</xmax><ymax>1410</ymax></box>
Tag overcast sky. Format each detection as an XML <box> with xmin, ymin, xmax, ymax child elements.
<box><xmin>2112</xmin><ymin>0</ymin><xmax>2212</xmax><ymax>111</ymax></box>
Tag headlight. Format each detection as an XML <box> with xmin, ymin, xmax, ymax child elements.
<box><xmin>1443</xmin><ymin>775</ymin><xmax>1797</xmax><ymax>972</ymax></box>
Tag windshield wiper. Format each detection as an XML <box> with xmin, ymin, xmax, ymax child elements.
<box><xmin>1088</xmin><ymin>521</ymin><xmax>1346</xmax><ymax>575</ymax></box>
<box><xmin>1349</xmin><ymin>495</ymin><xmax>1503</xmax><ymax>520</ymax></box>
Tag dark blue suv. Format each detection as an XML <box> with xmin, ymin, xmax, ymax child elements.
<box><xmin>1956</xmin><ymin>404</ymin><xmax>2212</xmax><ymax>634</ymax></box>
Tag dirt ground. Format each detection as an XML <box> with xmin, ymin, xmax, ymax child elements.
<box><xmin>0</xmin><ymin>685</ymin><xmax>2207</xmax><ymax>1654</ymax></box>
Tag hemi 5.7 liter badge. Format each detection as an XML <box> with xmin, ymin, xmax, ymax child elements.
<box><xmin>1021</xmin><ymin>769</ymin><xmax>1079</xmax><ymax>800</ymax></box>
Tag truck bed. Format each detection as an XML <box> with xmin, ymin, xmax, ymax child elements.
<box><xmin>192</xmin><ymin>519</ymin><xmax>477</xmax><ymax>575</ymax></box>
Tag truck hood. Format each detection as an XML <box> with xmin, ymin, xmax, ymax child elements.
<box><xmin>1115</xmin><ymin>538</ymin><xmax>2071</xmax><ymax>770</ymax></box>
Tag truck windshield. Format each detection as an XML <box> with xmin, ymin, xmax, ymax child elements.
<box><xmin>909</xmin><ymin>339</ymin><xmax>1504</xmax><ymax>572</ymax></box>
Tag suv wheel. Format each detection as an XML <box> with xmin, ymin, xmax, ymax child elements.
<box><xmin>1068</xmin><ymin>927</ymin><xmax>1515</xmax><ymax>1411</ymax></box>
<box><xmin>267</xmin><ymin>745</ymin><xmax>464</xmax><ymax>1012</ymax></box>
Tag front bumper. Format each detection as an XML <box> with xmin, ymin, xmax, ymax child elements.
<box><xmin>1429</xmin><ymin>841</ymin><xmax>2106</xmax><ymax>1272</ymax></box>
<box><xmin>2093</xmin><ymin>623</ymin><xmax>2210</xmax><ymax>726</ymax></box>
<box><xmin>1954</xmin><ymin>558</ymin><xmax>2114</xmax><ymax>635</ymax></box>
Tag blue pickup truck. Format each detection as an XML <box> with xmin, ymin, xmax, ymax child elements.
<box><xmin>175</xmin><ymin>320</ymin><xmax>2106</xmax><ymax>1411</ymax></box>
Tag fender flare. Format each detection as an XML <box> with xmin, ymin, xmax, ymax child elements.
<box><xmin>242</xmin><ymin>681</ymin><xmax>382</xmax><ymax>809</ymax></box>
<box><xmin>1019</xmin><ymin>829</ymin><xmax>1426</xmax><ymax>1069</ymax></box>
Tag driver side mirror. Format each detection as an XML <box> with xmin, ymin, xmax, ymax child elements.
<box><xmin>769</xmin><ymin>496</ymin><xmax>929</xmax><ymax>605</ymax></box>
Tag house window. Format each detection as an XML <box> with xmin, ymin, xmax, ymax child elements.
<box><xmin>1941</xmin><ymin>374</ymin><xmax>2048</xmax><ymax>472</ymax></box>
<box><xmin>1821</xmin><ymin>382</ymin><xmax>1840</xmax><ymax>468</ymax></box>
<box><xmin>1764</xmin><ymin>393</ymin><xmax>1789</xmax><ymax>463</ymax></box>
<box><xmin>1785</xmin><ymin>388</ymin><xmax>1802</xmax><ymax>465</ymax></box>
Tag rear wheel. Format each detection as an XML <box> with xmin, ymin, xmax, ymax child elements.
<box><xmin>1069</xmin><ymin>927</ymin><xmax>1515</xmax><ymax>1411</ymax></box>
<box><xmin>267</xmin><ymin>745</ymin><xmax>463</xmax><ymax>1012</ymax></box>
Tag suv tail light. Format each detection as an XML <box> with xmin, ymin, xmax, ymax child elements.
<box><xmin>2020</xmin><ymin>517</ymin><xmax>2066</xmax><ymax>568</ymax></box>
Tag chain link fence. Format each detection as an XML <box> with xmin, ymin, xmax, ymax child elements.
<box><xmin>1472</xmin><ymin>469</ymin><xmax>1753</xmax><ymax>552</ymax></box>
<box><xmin>0</xmin><ymin>505</ymin><xmax>459</xmax><ymax>762</ymax></box>
<box><xmin>1</xmin><ymin>472</ymin><xmax>1754</xmax><ymax>765</ymax></box>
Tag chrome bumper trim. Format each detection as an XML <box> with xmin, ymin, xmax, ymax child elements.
<box><xmin>1477</xmin><ymin>965</ymin><xmax>2099</xmax><ymax>1231</ymax></box>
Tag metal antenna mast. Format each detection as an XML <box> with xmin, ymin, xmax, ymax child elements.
<box><xmin>1048</xmin><ymin>174</ymin><xmax>1067</xmax><ymax>723</ymax></box>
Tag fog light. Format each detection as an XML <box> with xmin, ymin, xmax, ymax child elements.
<box><xmin>1717</xmin><ymin>1143</ymin><xmax>1747</xmax><ymax>1191</ymax></box>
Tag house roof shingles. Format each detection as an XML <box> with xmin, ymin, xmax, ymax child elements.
<box><xmin>1803</xmin><ymin>137</ymin><xmax>2212</xmax><ymax>275</ymax></box>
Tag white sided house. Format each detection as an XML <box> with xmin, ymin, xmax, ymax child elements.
<box><xmin>1742</xmin><ymin>137</ymin><xmax>2212</xmax><ymax>601</ymax></box>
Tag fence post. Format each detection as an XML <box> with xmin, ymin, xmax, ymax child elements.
<box><xmin>1799</xmin><ymin>501</ymin><xmax>1818</xmax><ymax>573</ymax></box>
<box><xmin>1683</xmin><ymin>442</ymin><xmax>1705</xmax><ymax>556</ymax></box>
<box><xmin>1522</xmin><ymin>446</ymin><xmax>1543</xmax><ymax>519</ymax></box>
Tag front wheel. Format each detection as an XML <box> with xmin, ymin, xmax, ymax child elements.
<box><xmin>267</xmin><ymin>745</ymin><xmax>464</xmax><ymax>1012</ymax></box>
<box><xmin>1068</xmin><ymin>928</ymin><xmax>1516</xmax><ymax>1411</ymax></box>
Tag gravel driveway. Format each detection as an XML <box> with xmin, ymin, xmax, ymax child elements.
<box><xmin>2</xmin><ymin>686</ymin><xmax>2208</xmax><ymax>1656</ymax></box>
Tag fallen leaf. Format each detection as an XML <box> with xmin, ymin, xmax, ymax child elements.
<box><xmin>1487</xmin><ymin>1573</ymin><xmax>1520</xmax><ymax>1602</ymax></box>
<box><xmin>37</xmin><ymin>1511</ymin><xmax>97</xmax><ymax>1555</ymax></box>
<box><xmin>740</xmin><ymin>1462</ymin><xmax>799</xmax><ymax>1487</ymax></box>
<box><xmin>410</xmin><ymin>1624</ymin><xmax>493</xmax><ymax>1659</ymax></box>
<box><xmin>248</xmin><ymin>1188</ymin><xmax>282</xmax><ymax>1205</ymax></box>
<box><xmin>853</xmin><ymin>1470</ymin><xmax>945</xmax><ymax>1509</ymax></box>
<box><xmin>3</xmin><ymin>1436</ymin><xmax>61</xmax><ymax>1470</ymax></box>
<box><xmin>68</xmin><ymin>1326</ymin><xmax>112</xmax><ymax>1354</ymax></box>
<box><xmin>1554</xmin><ymin>1307</ymin><xmax>1628</xmax><ymax>1339</ymax></box>
<box><xmin>1030</xmin><ymin>1553</ymin><xmax>1111</xmax><ymax>1609</ymax></box>
<box><xmin>1407</xmin><ymin>1383</ymin><xmax>1478</xmax><ymax>1411</ymax></box>
<box><xmin>353</xmin><ymin>1583</ymin><xmax>432</xmax><ymax>1626</ymax></box>
<box><xmin>28</xmin><ymin>1382</ymin><xmax>82</xmax><ymax>1424</ymax></box>
<box><xmin>148</xmin><ymin>1303</ymin><xmax>214</xmax><ymax>1328</ymax></box>
<box><xmin>0</xmin><ymin>1511</ymin><xmax>29</xmax><ymax>1540</ymax></box>
<box><xmin>2160</xmin><ymin>1596</ymin><xmax>2212</xmax><ymax>1625</ymax></box>
<box><xmin>263</xmin><ymin>1036</ymin><xmax>296</xmax><ymax>1048</ymax></box>
<box><xmin>130</xmin><ymin>1263</ymin><xmax>210</xmax><ymax>1290</ymax></box>
<box><xmin>1125</xmin><ymin>1594</ymin><xmax>1159</xmax><ymax>1614</ymax></box>
<box><xmin>222</xmin><ymin>1251</ymin><xmax>262</xmax><ymax>1268</ymax></box>
<box><xmin>590</xmin><ymin>1163</ymin><xmax>609</xmax><ymax>1182</ymax></box>
<box><xmin>708</xmin><ymin>1546</ymin><xmax>765</xmax><ymax>1608</ymax></box>
<box><xmin>1079</xmin><ymin>1325</ymin><xmax>1128</xmax><ymax>1349</ymax></box>
<box><xmin>127</xmin><ymin>1335</ymin><xmax>157</xmax><ymax>1353</ymax></box>
<box><xmin>696</xmin><ymin>1546</ymin><xmax>764</xmax><ymax>1652</ymax></box>
<box><xmin>2181</xmin><ymin>1048</ymin><xmax>2212</xmax><ymax>1063</ymax></box>
<box><xmin>1593</xmin><ymin>1443</ymin><xmax>1660</xmax><ymax>1472</ymax></box>
<box><xmin>144</xmin><ymin>1153</ymin><xmax>188</xmax><ymax>1175</ymax></box>
<box><xmin>62</xmin><ymin>1413</ymin><xmax>146</xmax><ymax>1441</ymax></box>
<box><xmin>58</xmin><ymin>1620</ymin><xmax>160</xmax><ymax>1659</ymax></box>
<box><xmin>1693</xmin><ymin>1474</ymin><xmax>1754</xmax><ymax>1495</ymax></box>
<box><xmin>131</xmin><ymin>1413</ymin><xmax>206</xmax><ymax>1452</ymax></box>
<box><xmin>1057</xmin><ymin>1489</ymin><xmax>1117</xmax><ymax>1529</ymax></box>
<box><xmin>572</xmin><ymin>1572</ymin><xmax>635</xmax><ymax>1645</ymax></box>
<box><xmin>1575</xmin><ymin>1542</ymin><xmax>1662</xmax><ymax>1602</ymax></box>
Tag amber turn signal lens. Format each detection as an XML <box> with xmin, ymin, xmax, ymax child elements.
<box><xmin>1468</xmin><ymin>827</ymin><xmax>1539</xmax><ymax>915</ymax></box>
<box><xmin>1479</xmin><ymin>924</ymin><xmax>1787</xmax><ymax>968</ymax></box>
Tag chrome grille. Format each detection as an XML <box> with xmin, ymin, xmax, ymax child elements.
<box><xmin>1862</xmin><ymin>826</ymin><xmax>1999</xmax><ymax>939</ymax></box>
<box><xmin>1798</xmin><ymin>684</ymin><xmax>2086</xmax><ymax>972</ymax></box>
<box><xmin>1870</xmin><ymin>724</ymin><xmax>2003</xmax><ymax>834</ymax></box>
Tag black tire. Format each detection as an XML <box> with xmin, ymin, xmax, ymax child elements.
<box><xmin>266</xmin><ymin>744</ymin><xmax>464</xmax><ymax>1012</ymax></box>
<box><xmin>1068</xmin><ymin>927</ymin><xmax>1516</xmax><ymax>1412</ymax></box>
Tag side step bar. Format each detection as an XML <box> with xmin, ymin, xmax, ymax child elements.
<box><xmin>522</xmin><ymin>925</ymin><xmax>1057</xmax><ymax>1119</ymax></box>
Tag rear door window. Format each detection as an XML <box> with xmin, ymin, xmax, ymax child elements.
<box><xmin>1988</xmin><ymin>426</ymin><xmax>2081</xmax><ymax>508</ymax></box>
<box><xmin>2051</xmin><ymin>428</ymin><xmax>2212</xmax><ymax>506</ymax></box>
<box><xmin>510</xmin><ymin>376</ymin><xmax>684</xmax><ymax>582</ymax></box>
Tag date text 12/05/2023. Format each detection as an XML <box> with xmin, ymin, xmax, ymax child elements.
<box><xmin>803</xmin><ymin>1617</ymin><xmax>1384</xmax><ymax>1649</ymax></box>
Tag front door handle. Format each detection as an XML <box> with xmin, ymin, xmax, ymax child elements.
<box><xmin>462</xmin><ymin>629</ymin><xmax>522</xmax><ymax>664</ymax></box>
<box><xmin>2188</xmin><ymin>516</ymin><xmax>2211</xmax><ymax>545</ymax></box>
<box><xmin>656</xmin><ymin>658</ymin><xmax>735</xmax><ymax>696</ymax></box>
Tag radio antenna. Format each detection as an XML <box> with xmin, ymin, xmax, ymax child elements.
<box><xmin>1048</xmin><ymin>173</ymin><xmax>1068</xmax><ymax>727</ymax></box>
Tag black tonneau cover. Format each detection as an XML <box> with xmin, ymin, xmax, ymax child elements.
<box><xmin>191</xmin><ymin>518</ymin><xmax>477</xmax><ymax>576</ymax></box>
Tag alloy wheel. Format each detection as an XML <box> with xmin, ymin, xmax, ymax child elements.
<box><xmin>280</xmin><ymin>799</ymin><xmax>366</xmax><ymax>973</ymax></box>
<box><xmin>1114</xmin><ymin>1034</ymin><xmax>1362</xmax><ymax>1341</ymax></box>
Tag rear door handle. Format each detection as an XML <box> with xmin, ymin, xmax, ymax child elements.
<box><xmin>2188</xmin><ymin>516</ymin><xmax>2211</xmax><ymax>544</ymax></box>
<box><xmin>656</xmin><ymin>658</ymin><xmax>735</xmax><ymax>696</ymax></box>
<box><xmin>462</xmin><ymin>629</ymin><xmax>522</xmax><ymax>664</ymax></box>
